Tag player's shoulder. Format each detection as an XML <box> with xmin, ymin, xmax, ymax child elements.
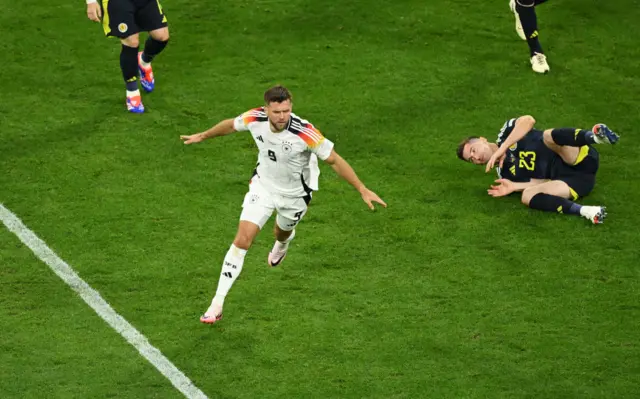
<box><xmin>499</xmin><ymin>117</ymin><xmax>518</xmax><ymax>133</ymax></box>
<box><xmin>288</xmin><ymin>113</ymin><xmax>325</xmax><ymax>146</ymax></box>
<box><xmin>241</xmin><ymin>106</ymin><xmax>268</xmax><ymax>123</ymax></box>
<box><xmin>289</xmin><ymin>113</ymin><xmax>319</xmax><ymax>131</ymax></box>
<box><xmin>496</xmin><ymin>117</ymin><xmax>518</xmax><ymax>144</ymax></box>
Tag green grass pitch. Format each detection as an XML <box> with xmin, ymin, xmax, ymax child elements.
<box><xmin>1</xmin><ymin>0</ymin><xmax>639</xmax><ymax>397</ymax></box>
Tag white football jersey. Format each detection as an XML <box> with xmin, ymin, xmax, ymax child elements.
<box><xmin>233</xmin><ymin>107</ymin><xmax>334</xmax><ymax>198</ymax></box>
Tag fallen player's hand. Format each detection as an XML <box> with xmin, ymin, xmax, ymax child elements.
<box><xmin>86</xmin><ymin>3</ymin><xmax>102</xmax><ymax>22</ymax></box>
<box><xmin>360</xmin><ymin>188</ymin><xmax>387</xmax><ymax>210</ymax></box>
<box><xmin>485</xmin><ymin>150</ymin><xmax>506</xmax><ymax>173</ymax></box>
<box><xmin>487</xmin><ymin>179</ymin><xmax>515</xmax><ymax>197</ymax></box>
<box><xmin>180</xmin><ymin>133</ymin><xmax>205</xmax><ymax>144</ymax></box>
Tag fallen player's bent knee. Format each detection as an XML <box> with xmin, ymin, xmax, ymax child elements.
<box><xmin>521</xmin><ymin>187</ymin><xmax>536</xmax><ymax>206</ymax></box>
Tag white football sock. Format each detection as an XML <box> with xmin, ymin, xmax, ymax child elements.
<box><xmin>126</xmin><ymin>89</ymin><xmax>141</xmax><ymax>97</ymax></box>
<box><xmin>212</xmin><ymin>244</ymin><xmax>247</xmax><ymax>307</ymax></box>
<box><xmin>275</xmin><ymin>230</ymin><xmax>295</xmax><ymax>250</ymax></box>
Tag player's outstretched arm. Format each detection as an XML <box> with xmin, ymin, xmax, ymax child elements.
<box><xmin>86</xmin><ymin>1</ymin><xmax>102</xmax><ymax>22</ymax></box>
<box><xmin>487</xmin><ymin>178</ymin><xmax>546</xmax><ymax>197</ymax></box>
<box><xmin>486</xmin><ymin>115</ymin><xmax>537</xmax><ymax>172</ymax></box>
<box><xmin>323</xmin><ymin>150</ymin><xmax>387</xmax><ymax>210</ymax></box>
<box><xmin>180</xmin><ymin>118</ymin><xmax>236</xmax><ymax>145</ymax></box>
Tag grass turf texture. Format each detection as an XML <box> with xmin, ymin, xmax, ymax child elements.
<box><xmin>1</xmin><ymin>0</ymin><xmax>639</xmax><ymax>397</ymax></box>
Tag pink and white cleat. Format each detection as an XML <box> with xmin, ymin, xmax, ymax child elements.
<box><xmin>200</xmin><ymin>302</ymin><xmax>223</xmax><ymax>324</ymax></box>
<box><xmin>268</xmin><ymin>230</ymin><xmax>295</xmax><ymax>267</ymax></box>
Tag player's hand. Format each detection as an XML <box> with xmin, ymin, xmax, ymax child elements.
<box><xmin>86</xmin><ymin>3</ymin><xmax>102</xmax><ymax>22</ymax></box>
<box><xmin>485</xmin><ymin>149</ymin><xmax>507</xmax><ymax>173</ymax></box>
<box><xmin>180</xmin><ymin>133</ymin><xmax>206</xmax><ymax>145</ymax></box>
<box><xmin>360</xmin><ymin>188</ymin><xmax>387</xmax><ymax>210</ymax></box>
<box><xmin>487</xmin><ymin>179</ymin><xmax>515</xmax><ymax>197</ymax></box>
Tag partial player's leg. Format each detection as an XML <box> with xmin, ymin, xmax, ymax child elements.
<box><xmin>509</xmin><ymin>0</ymin><xmax>527</xmax><ymax>41</ymax></box>
<box><xmin>101</xmin><ymin>0</ymin><xmax>145</xmax><ymax>112</ymax></box>
<box><xmin>267</xmin><ymin>195</ymin><xmax>310</xmax><ymax>267</ymax></box>
<box><xmin>200</xmin><ymin>180</ymin><xmax>275</xmax><ymax>324</ymax></box>
<box><xmin>268</xmin><ymin>224</ymin><xmax>296</xmax><ymax>268</ymax></box>
<box><xmin>120</xmin><ymin>34</ymin><xmax>145</xmax><ymax>113</ymax></box>
<box><xmin>543</xmin><ymin>128</ymin><xmax>583</xmax><ymax>164</ymax></box>
<box><xmin>543</xmin><ymin>125</ymin><xmax>620</xmax><ymax>164</ymax></box>
<box><xmin>136</xmin><ymin>0</ymin><xmax>170</xmax><ymax>93</ymax></box>
<box><xmin>200</xmin><ymin>221</ymin><xmax>261</xmax><ymax>324</ymax></box>
<box><xmin>512</xmin><ymin>0</ymin><xmax>549</xmax><ymax>73</ymax></box>
<box><xmin>521</xmin><ymin>180</ymin><xmax>606</xmax><ymax>224</ymax></box>
<box><xmin>508</xmin><ymin>0</ymin><xmax>549</xmax><ymax>41</ymax></box>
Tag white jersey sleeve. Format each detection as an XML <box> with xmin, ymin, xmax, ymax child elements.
<box><xmin>233</xmin><ymin>107</ymin><xmax>267</xmax><ymax>132</ymax></box>
<box><xmin>289</xmin><ymin>118</ymin><xmax>334</xmax><ymax>160</ymax></box>
<box><xmin>310</xmin><ymin>135</ymin><xmax>334</xmax><ymax>160</ymax></box>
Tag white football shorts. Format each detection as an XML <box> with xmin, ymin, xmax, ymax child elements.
<box><xmin>239</xmin><ymin>177</ymin><xmax>310</xmax><ymax>231</ymax></box>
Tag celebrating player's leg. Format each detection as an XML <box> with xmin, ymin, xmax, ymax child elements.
<box><xmin>268</xmin><ymin>226</ymin><xmax>296</xmax><ymax>267</ymax></box>
<box><xmin>200</xmin><ymin>221</ymin><xmax>260</xmax><ymax>324</ymax></box>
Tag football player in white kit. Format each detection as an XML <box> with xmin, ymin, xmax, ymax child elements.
<box><xmin>180</xmin><ymin>86</ymin><xmax>386</xmax><ymax>324</ymax></box>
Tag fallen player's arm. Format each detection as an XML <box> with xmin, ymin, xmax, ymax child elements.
<box><xmin>499</xmin><ymin>115</ymin><xmax>536</xmax><ymax>151</ymax></box>
<box><xmin>488</xmin><ymin>178</ymin><xmax>547</xmax><ymax>197</ymax></box>
<box><xmin>510</xmin><ymin>179</ymin><xmax>546</xmax><ymax>192</ymax></box>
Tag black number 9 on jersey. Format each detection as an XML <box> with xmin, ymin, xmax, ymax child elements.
<box><xmin>268</xmin><ymin>150</ymin><xmax>277</xmax><ymax>162</ymax></box>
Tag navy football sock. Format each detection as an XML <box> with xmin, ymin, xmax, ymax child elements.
<box><xmin>551</xmin><ymin>128</ymin><xmax>596</xmax><ymax>147</ymax></box>
<box><xmin>120</xmin><ymin>44</ymin><xmax>139</xmax><ymax>91</ymax></box>
<box><xmin>529</xmin><ymin>193</ymin><xmax>582</xmax><ymax>215</ymax></box>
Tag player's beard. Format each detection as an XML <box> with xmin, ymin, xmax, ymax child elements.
<box><xmin>270</xmin><ymin>119</ymin><xmax>288</xmax><ymax>132</ymax></box>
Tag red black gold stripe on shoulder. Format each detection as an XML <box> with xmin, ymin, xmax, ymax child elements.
<box><xmin>242</xmin><ymin>107</ymin><xmax>268</xmax><ymax>124</ymax></box>
<box><xmin>288</xmin><ymin>117</ymin><xmax>325</xmax><ymax>147</ymax></box>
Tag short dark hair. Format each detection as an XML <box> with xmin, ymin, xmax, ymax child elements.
<box><xmin>264</xmin><ymin>85</ymin><xmax>292</xmax><ymax>104</ymax></box>
<box><xmin>456</xmin><ymin>136</ymin><xmax>479</xmax><ymax>161</ymax></box>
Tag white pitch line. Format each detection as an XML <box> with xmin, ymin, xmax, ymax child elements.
<box><xmin>0</xmin><ymin>203</ymin><xmax>208</xmax><ymax>399</ymax></box>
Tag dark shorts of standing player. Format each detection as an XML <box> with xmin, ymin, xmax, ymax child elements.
<box><xmin>100</xmin><ymin>0</ymin><xmax>167</xmax><ymax>38</ymax></box>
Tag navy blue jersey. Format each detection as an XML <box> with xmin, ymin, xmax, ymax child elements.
<box><xmin>495</xmin><ymin>118</ymin><xmax>560</xmax><ymax>182</ymax></box>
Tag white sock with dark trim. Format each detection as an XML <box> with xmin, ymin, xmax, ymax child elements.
<box><xmin>211</xmin><ymin>244</ymin><xmax>247</xmax><ymax>310</ymax></box>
